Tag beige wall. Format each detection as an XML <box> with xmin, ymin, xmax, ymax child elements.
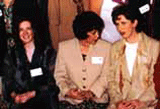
<box><xmin>48</xmin><ymin>0</ymin><xmax>102</xmax><ymax>49</ymax></box>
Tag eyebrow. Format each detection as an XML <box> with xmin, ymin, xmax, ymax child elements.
<box><xmin>117</xmin><ymin>17</ymin><xmax>122</xmax><ymax>20</ymax></box>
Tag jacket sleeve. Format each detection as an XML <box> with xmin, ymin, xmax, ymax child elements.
<box><xmin>43</xmin><ymin>46</ymin><xmax>59</xmax><ymax>96</ymax></box>
<box><xmin>54</xmin><ymin>43</ymin><xmax>78</xmax><ymax>97</ymax></box>
<box><xmin>138</xmin><ymin>40</ymin><xmax>160</xmax><ymax>108</ymax></box>
<box><xmin>2</xmin><ymin>51</ymin><xmax>16</xmax><ymax>102</ymax></box>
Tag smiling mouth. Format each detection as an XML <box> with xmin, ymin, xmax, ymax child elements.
<box><xmin>120</xmin><ymin>32</ymin><xmax>125</xmax><ymax>35</ymax></box>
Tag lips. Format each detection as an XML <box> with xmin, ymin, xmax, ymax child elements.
<box><xmin>120</xmin><ymin>32</ymin><xmax>125</xmax><ymax>36</ymax></box>
<box><xmin>22</xmin><ymin>33</ymin><xmax>31</xmax><ymax>39</ymax></box>
<box><xmin>22</xmin><ymin>36</ymin><xmax>30</xmax><ymax>40</ymax></box>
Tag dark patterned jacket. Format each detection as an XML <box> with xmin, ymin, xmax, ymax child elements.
<box><xmin>2</xmin><ymin>44</ymin><xmax>59</xmax><ymax>108</ymax></box>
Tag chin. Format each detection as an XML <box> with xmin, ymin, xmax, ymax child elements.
<box><xmin>122</xmin><ymin>35</ymin><xmax>129</xmax><ymax>39</ymax></box>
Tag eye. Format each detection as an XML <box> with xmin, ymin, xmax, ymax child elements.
<box><xmin>115</xmin><ymin>23</ymin><xmax>119</xmax><ymax>26</ymax></box>
<box><xmin>92</xmin><ymin>30</ymin><xmax>97</xmax><ymax>35</ymax></box>
<box><xmin>19</xmin><ymin>28</ymin><xmax>23</xmax><ymax>32</ymax></box>
<box><xmin>27</xmin><ymin>27</ymin><xmax>32</xmax><ymax>30</ymax></box>
<box><xmin>121</xmin><ymin>22</ymin><xmax>126</xmax><ymax>25</ymax></box>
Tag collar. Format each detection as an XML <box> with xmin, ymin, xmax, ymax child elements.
<box><xmin>118</xmin><ymin>32</ymin><xmax>149</xmax><ymax>57</ymax></box>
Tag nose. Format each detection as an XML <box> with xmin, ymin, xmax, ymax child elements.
<box><xmin>95</xmin><ymin>34</ymin><xmax>99</xmax><ymax>40</ymax></box>
<box><xmin>94</xmin><ymin>31</ymin><xmax>99</xmax><ymax>39</ymax></box>
<box><xmin>117</xmin><ymin>24</ymin><xmax>124</xmax><ymax>32</ymax></box>
<box><xmin>22</xmin><ymin>30</ymin><xmax>28</xmax><ymax>35</ymax></box>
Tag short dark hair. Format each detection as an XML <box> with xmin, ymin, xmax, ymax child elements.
<box><xmin>72</xmin><ymin>11</ymin><xmax>104</xmax><ymax>40</ymax></box>
<box><xmin>111</xmin><ymin>4</ymin><xmax>143</xmax><ymax>32</ymax></box>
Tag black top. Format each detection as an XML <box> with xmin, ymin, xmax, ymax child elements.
<box><xmin>2</xmin><ymin>44</ymin><xmax>59</xmax><ymax>108</ymax></box>
<box><xmin>82</xmin><ymin>54</ymin><xmax>87</xmax><ymax>61</ymax></box>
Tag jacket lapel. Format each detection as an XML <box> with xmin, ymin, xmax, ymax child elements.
<box><xmin>131</xmin><ymin>33</ymin><xmax>149</xmax><ymax>84</ymax></box>
<box><xmin>116</xmin><ymin>40</ymin><xmax>132</xmax><ymax>99</ymax></box>
<box><xmin>118</xmin><ymin>40</ymin><xmax>132</xmax><ymax>82</ymax></box>
<box><xmin>127</xmin><ymin>33</ymin><xmax>150</xmax><ymax>99</ymax></box>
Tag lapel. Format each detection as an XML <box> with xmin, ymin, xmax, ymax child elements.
<box><xmin>73</xmin><ymin>38</ymin><xmax>84</xmax><ymax>64</ymax></box>
<box><xmin>31</xmin><ymin>48</ymin><xmax>42</xmax><ymax>67</ymax></box>
<box><xmin>131</xmin><ymin>32</ymin><xmax>149</xmax><ymax>83</ymax></box>
<box><xmin>117</xmin><ymin>39</ymin><xmax>132</xmax><ymax>83</ymax></box>
<box><xmin>65</xmin><ymin>38</ymin><xmax>84</xmax><ymax>71</ymax></box>
<box><xmin>117</xmin><ymin>32</ymin><xmax>150</xmax><ymax>98</ymax></box>
<box><xmin>118</xmin><ymin>32</ymin><xmax>149</xmax><ymax>83</ymax></box>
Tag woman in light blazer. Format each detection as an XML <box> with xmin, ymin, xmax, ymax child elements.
<box><xmin>54</xmin><ymin>11</ymin><xmax>111</xmax><ymax>109</ymax></box>
<box><xmin>108</xmin><ymin>4</ymin><xmax>160</xmax><ymax>109</ymax></box>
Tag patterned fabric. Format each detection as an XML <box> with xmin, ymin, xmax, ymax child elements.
<box><xmin>0</xmin><ymin>94</ymin><xmax>8</xmax><ymax>109</ymax></box>
<box><xmin>59</xmin><ymin>100</ymin><xmax>108</xmax><ymax>109</ymax></box>
<box><xmin>0</xmin><ymin>2</ymin><xmax>13</xmax><ymax>34</ymax></box>
<box><xmin>108</xmin><ymin>32</ymin><xmax>160</xmax><ymax>109</ymax></box>
<box><xmin>73</xmin><ymin>0</ymin><xmax>84</xmax><ymax>14</ymax></box>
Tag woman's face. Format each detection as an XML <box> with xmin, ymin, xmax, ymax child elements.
<box><xmin>115</xmin><ymin>14</ymin><xmax>138</xmax><ymax>40</ymax></box>
<box><xmin>19</xmin><ymin>21</ymin><xmax>34</xmax><ymax>45</ymax></box>
<box><xmin>80</xmin><ymin>29</ymin><xmax>99</xmax><ymax>47</ymax></box>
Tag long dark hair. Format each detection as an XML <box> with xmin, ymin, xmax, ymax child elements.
<box><xmin>15</xmin><ymin>18</ymin><xmax>47</xmax><ymax>50</ymax></box>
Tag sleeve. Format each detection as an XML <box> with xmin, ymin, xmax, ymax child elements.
<box><xmin>139</xmin><ymin>40</ymin><xmax>160</xmax><ymax>107</ymax></box>
<box><xmin>43</xmin><ymin>46</ymin><xmax>59</xmax><ymax>96</ymax></box>
<box><xmin>54</xmin><ymin>43</ymin><xmax>77</xmax><ymax>97</ymax></box>
<box><xmin>107</xmin><ymin>44</ymin><xmax>123</xmax><ymax>109</ymax></box>
<box><xmin>2</xmin><ymin>52</ymin><xmax>16</xmax><ymax>102</ymax></box>
<box><xmin>89</xmin><ymin>43</ymin><xmax>111</xmax><ymax>98</ymax></box>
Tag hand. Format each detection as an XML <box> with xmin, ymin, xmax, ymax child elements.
<box><xmin>117</xmin><ymin>100</ymin><xmax>145</xmax><ymax>109</ymax></box>
<box><xmin>117</xmin><ymin>100</ymin><xmax>136</xmax><ymax>109</ymax></box>
<box><xmin>129</xmin><ymin>99</ymin><xmax>145</xmax><ymax>109</ymax></box>
<box><xmin>13</xmin><ymin>91</ymin><xmax>36</xmax><ymax>104</ymax></box>
<box><xmin>66</xmin><ymin>88</ymin><xmax>84</xmax><ymax>100</ymax></box>
<box><xmin>81</xmin><ymin>90</ymin><xmax>95</xmax><ymax>100</ymax></box>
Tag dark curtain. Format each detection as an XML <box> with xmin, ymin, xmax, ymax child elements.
<box><xmin>128</xmin><ymin>0</ymin><xmax>152</xmax><ymax>37</ymax></box>
<box><xmin>36</xmin><ymin>0</ymin><xmax>51</xmax><ymax>46</ymax></box>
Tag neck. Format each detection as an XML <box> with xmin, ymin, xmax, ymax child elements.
<box><xmin>79</xmin><ymin>40</ymin><xmax>89</xmax><ymax>48</ymax></box>
<box><xmin>4</xmin><ymin>0</ymin><xmax>10</xmax><ymax>7</ymax></box>
<box><xmin>126</xmin><ymin>31</ymin><xmax>139</xmax><ymax>43</ymax></box>
<box><xmin>4</xmin><ymin>0</ymin><xmax>14</xmax><ymax>8</ymax></box>
<box><xmin>79</xmin><ymin>40</ymin><xmax>90</xmax><ymax>54</ymax></box>
<box><xmin>24</xmin><ymin>41</ymin><xmax>35</xmax><ymax>62</ymax></box>
<box><xmin>24</xmin><ymin>41</ymin><xmax>35</xmax><ymax>50</ymax></box>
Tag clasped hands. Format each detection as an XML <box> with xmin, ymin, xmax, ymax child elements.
<box><xmin>66</xmin><ymin>88</ymin><xmax>95</xmax><ymax>100</ymax></box>
<box><xmin>116</xmin><ymin>99</ymin><xmax>145</xmax><ymax>109</ymax></box>
<box><xmin>11</xmin><ymin>90</ymin><xmax>36</xmax><ymax>104</ymax></box>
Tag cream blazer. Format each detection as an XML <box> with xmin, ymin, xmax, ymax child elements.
<box><xmin>108</xmin><ymin>32</ymin><xmax>160</xmax><ymax>109</ymax></box>
<box><xmin>54</xmin><ymin>38</ymin><xmax>111</xmax><ymax>104</ymax></box>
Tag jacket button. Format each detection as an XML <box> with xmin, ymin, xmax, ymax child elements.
<box><xmin>83</xmin><ymin>86</ymin><xmax>86</xmax><ymax>89</ymax></box>
<box><xmin>82</xmin><ymin>68</ymin><xmax>86</xmax><ymax>72</ymax></box>
<box><xmin>82</xmin><ymin>77</ymin><xmax>86</xmax><ymax>80</ymax></box>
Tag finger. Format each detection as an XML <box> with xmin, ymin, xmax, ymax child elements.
<box><xmin>28</xmin><ymin>91</ymin><xmax>36</xmax><ymax>98</ymax></box>
<box><xmin>125</xmin><ymin>104</ymin><xmax>136</xmax><ymax>109</ymax></box>
<box><xmin>15</xmin><ymin>95</ymin><xmax>20</xmax><ymax>103</ymax></box>
<box><xmin>125</xmin><ymin>103</ymin><xmax>132</xmax><ymax>107</ymax></box>
<box><xmin>21</xmin><ymin>97</ymin><xmax>28</xmax><ymax>103</ymax></box>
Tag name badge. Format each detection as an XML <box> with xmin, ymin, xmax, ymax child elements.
<box><xmin>30</xmin><ymin>67</ymin><xmax>43</xmax><ymax>78</ymax></box>
<box><xmin>92</xmin><ymin>57</ymin><xmax>103</xmax><ymax>65</ymax></box>
<box><xmin>139</xmin><ymin>4</ymin><xmax>150</xmax><ymax>14</ymax></box>
<box><xmin>0</xmin><ymin>10</ymin><xmax>2</xmax><ymax>16</ymax></box>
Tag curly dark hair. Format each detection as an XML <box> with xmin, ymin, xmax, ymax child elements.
<box><xmin>72</xmin><ymin>11</ymin><xmax>104</xmax><ymax>40</ymax></box>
